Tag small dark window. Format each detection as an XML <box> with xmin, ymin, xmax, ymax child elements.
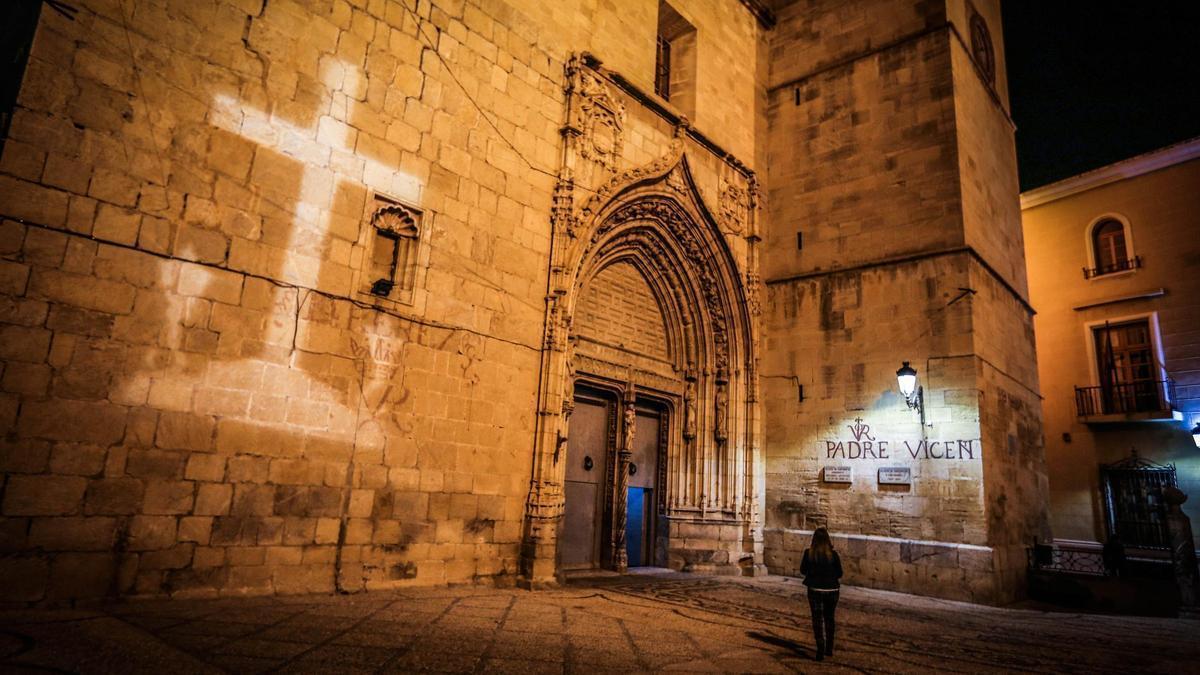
<box><xmin>969</xmin><ymin>12</ymin><xmax>995</xmax><ymax>86</ymax></box>
<box><xmin>654</xmin><ymin>2</ymin><xmax>696</xmax><ymax>116</ymax></box>
<box><xmin>368</xmin><ymin>203</ymin><xmax>420</xmax><ymax>299</ymax></box>
<box><xmin>654</xmin><ymin>35</ymin><xmax>672</xmax><ymax>101</ymax></box>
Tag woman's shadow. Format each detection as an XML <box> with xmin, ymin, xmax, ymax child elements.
<box><xmin>746</xmin><ymin>630</ymin><xmax>817</xmax><ymax>660</ymax></box>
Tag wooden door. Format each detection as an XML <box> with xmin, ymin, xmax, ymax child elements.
<box><xmin>625</xmin><ymin>409</ymin><xmax>661</xmax><ymax>567</ymax></box>
<box><xmin>561</xmin><ymin>395</ymin><xmax>611</xmax><ymax>569</ymax></box>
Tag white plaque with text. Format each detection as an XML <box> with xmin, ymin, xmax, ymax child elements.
<box><xmin>823</xmin><ymin>466</ymin><xmax>852</xmax><ymax>483</ymax></box>
<box><xmin>877</xmin><ymin>467</ymin><xmax>912</xmax><ymax>485</ymax></box>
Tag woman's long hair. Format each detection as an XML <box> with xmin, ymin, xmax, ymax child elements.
<box><xmin>810</xmin><ymin>527</ymin><xmax>835</xmax><ymax>563</ymax></box>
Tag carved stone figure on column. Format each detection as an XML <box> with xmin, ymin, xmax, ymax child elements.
<box><xmin>683</xmin><ymin>378</ymin><xmax>697</xmax><ymax>440</ymax></box>
<box><xmin>714</xmin><ymin>379</ymin><xmax>729</xmax><ymax>442</ymax></box>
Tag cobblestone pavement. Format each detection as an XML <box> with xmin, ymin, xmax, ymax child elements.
<box><xmin>1</xmin><ymin>571</ymin><xmax>1196</xmax><ymax>673</ymax></box>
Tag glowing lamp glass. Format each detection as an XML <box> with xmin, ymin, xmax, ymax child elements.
<box><xmin>896</xmin><ymin>362</ymin><xmax>918</xmax><ymax>399</ymax></box>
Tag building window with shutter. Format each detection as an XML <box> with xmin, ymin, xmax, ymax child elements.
<box><xmin>1086</xmin><ymin>218</ymin><xmax>1139</xmax><ymax>278</ymax></box>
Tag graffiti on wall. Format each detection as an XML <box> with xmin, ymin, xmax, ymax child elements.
<box><xmin>823</xmin><ymin>419</ymin><xmax>981</xmax><ymax>460</ymax></box>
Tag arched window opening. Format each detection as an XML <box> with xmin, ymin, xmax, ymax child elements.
<box><xmin>1085</xmin><ymin>219</ymin><xmax>1140</xmax><ymax>278</ymax></box>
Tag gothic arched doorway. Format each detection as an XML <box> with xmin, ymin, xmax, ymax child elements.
<box><xmin>521</xmin><ymin>149</ymin><xmax>762</xmax><ymax>583</ymax></box>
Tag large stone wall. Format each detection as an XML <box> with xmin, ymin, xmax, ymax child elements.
<box><xmin>0</xmin><ymin>0</ymin><xmax>1046</xmax><ymax>606</ymax></box>
<box><xmin>762</xmin><ymin>0</ymin><xmax>1049</xmax><ymax>604</ymax></box>
<box><xmin>0</xmin><ymin>0</ymin><xmax>765</xmax><ymax>603</ymax></box>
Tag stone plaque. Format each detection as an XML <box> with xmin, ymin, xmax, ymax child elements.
<box><xmin>878</xmin><ymin>467</ymin><xmax>912</xmax><ymax>485</ymax></box>
<box><xmin>823</xmin><ymin>466</ymin><xmax>852</xmax><ymax>483</ymax></box>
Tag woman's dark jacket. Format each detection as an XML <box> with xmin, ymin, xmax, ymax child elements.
<box><xmin>800</xmin><ymin>549</ymin><xmax>843</xmax><ymax>589</ymax></box>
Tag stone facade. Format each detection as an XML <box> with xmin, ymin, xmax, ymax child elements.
<box><xmin>1021</xmin><ymin>139</ymin><xmax>1200</xmax><ymax>551</ymax></box>
<box><xmin>0</xmin><ymin>0</ymin><xmax>1044</xmax><ymax>605</ymax></box>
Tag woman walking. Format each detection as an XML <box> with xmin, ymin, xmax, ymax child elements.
<box><xmin>800</xmin><ymin>527</ymin><xmax>842</xmax><ymax>661</ymax></box>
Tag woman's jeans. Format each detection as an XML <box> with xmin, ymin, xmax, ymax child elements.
<box><xmin>806</xmin><ymin>588</ymin><xmax>839</xmax><ymax>653</ymax></box>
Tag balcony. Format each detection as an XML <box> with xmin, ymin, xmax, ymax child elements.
<box><xmin>1083</xmin><ymin>255</ymin><xmax>1141</xmax><ymax>279</ymax></box>
<box><xmin>1074</xmin><ymin>379</ymin><xmax>1179</xmax><ymax>422</ymax></box>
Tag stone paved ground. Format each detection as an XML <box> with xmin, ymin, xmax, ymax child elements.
<box><xmin>1</xmin><ymin>572</ymin><xmax>1196</xmax><ymax>673</ymax></box>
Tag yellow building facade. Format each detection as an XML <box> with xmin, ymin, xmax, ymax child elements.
<box><xmin>1023</xmin><ymin>138</ymin><xmax>1200</xmax><ymax>554</ymax></box>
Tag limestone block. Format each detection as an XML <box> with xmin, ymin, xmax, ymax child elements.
<box><xmin>28</xmin><ymin>516</ymin><xmax>117</xmax><ymax>551</ymax></box>
<box><xmin>140</xmin><ymin>544</ymin><xmax>195</xmax><ymax>570</ymax></box>
<box><xmin>346</xmin><ymin>518</ymin><xmax>373</xmax><ymax>545</ymax></box>
<box><xmin>226</xmin><ymin>547</ymin><xmax>266</xmax><ymax>567</ymax></box>
<box><xmin>92</xmin><ymin>204</ymin><xmax>141</xmax><ymax>245</ymax></box>
<box><xmin>125</xmin><ymin>449</ymin><xmax>186</xmax><ymax>479</ymax></box>
<box><xmin>0</xmin><ymin>260</ymin><xmax>30</xmax><ymax>296</ymax></box>
<box><xmin>192</xmin><ymin>546</ymin><xmax>225</xmax><ymax>569</ymax></box>
<box><xmin>225</xmin><ymin>565</ymin><xmax>273</xmax><ymax>595</ymax></box>
<box><xmin>127</xmin><ymin>515</ymin><xmax>178</xmax><ymax>551</ymax></box>
<box><xmin>143</xmin><ymin>480</ymin><xmax>196</xmax><ymax>515</ymax></box>
<box><xmin>0</xmin><ymin>555</ymin><xmax>49</xmax><ymax>602</ymax></box>
<box><xmin>184</xmin><ymin>453</ymin><xmax>226</xmax><ymax>482</ymax></box>
<box><xmin>83</xmin><ymin>477</ymin><xmax>142</xmax><ymax>515</ymax></box>
<box><xmin>29</xmin><ymin>268</ymin><xmax>136</xmax><ymax>314</ymax></box>
<box><xmin>177</xmin><ymin>263</ymin><xmax>243</xmax><ymax>305</ymax></box>
<box><xmin>193</xmin><ymin>483</ymin><xmax>232</xmax><ymax>517</ymax></box>
<box><xmin>209</xmin><ymin>516</ymin><xmax>257</xmax><ymax>546</ymax></box>
<box><xmin>156</xmin><ymin>412</ymin><xmax>216</xmax><ymax>451</ymax></box>
<box><xmin>0</xmin><ymin>439</ymin><xmax>50</xmax><ymax>474</ymax></box>
<box><xmin>48</xmin><ymin>443</ymin><xmax>107</xmax><ymax>476</ymax></box>
<box><xmin>281</xmin><ymin>517</ymin><xmax>316</xmax><ymax>545</ymax></box>
<box><xmin>226</xmin><ymin>455</ymin><xmax>270</xmax><ymax>483</ymax></box>
<box><xmin>0</xmin><ymin>176</ymin><xmax>69</xmax><ymax>227</ymax></box>
<box><xmin>0</xmin><ymin>325</ymin><xmax>51</xmax><ymax>363</ymax></box>
<box><xmin>177</xmin><ymin>516</ymin><xmax>212</xmax><ymax>545</ymax></box>
<box><xmin>232</xmin><ymin>484</ymin><xmax>276</xmax><ymax>516</ymax></box>
<box><xmin>265</xmin><ymin>545</ymin><xmax>303</xmax><ymax>566</ymax></box>
<box><xmin>47</xmin><ymin>552</ymin><xmax>115</xmax><ymax>601</ymax></box>
<box><xmin>2</xmin><ymin>475</ymin><xmax>87</xmax><ymax>516</ymax></box>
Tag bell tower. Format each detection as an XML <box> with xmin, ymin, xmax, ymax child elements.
<box><xmin>761</xmin><ymin>0</ymin><xmax>1050</xmax><ymax>603</ymax></box>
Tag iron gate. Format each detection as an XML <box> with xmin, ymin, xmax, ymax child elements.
<box><xmin>1100</xmin><ymin>452</ymin><xmax>1177</xmax><ymax>550</ymax></box>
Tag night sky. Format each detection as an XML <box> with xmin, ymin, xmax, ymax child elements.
<box><xmin>1001</xmin><ymin>2</ymin><xmax>1200</xmax><ymax>191</ymax></box>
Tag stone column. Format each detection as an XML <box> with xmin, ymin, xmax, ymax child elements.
<box><xmin>613</xmin><ymin>390</ymin><xmax>635</xmax><ymax>572</ymax></box>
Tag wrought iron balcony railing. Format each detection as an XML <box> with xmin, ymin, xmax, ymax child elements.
<box><xmin>1074</xmin><ymin>379</ymin><xmax>1175</xmax><ymax>418</ymax></box>
<box><xmin>1028</xmin><ymin>544</ymin><xmax>1107</xmax><ymax>576</ymax></box>
<box><xmin>1083</xmin><ymin>255</ymin><xmax>1141</xmax><ymax>279</ymax></box>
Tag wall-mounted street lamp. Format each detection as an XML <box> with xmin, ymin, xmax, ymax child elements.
<box><xmin>1192</xmin><ymin>420</ymin><xmax>1200</xmax><ymax>448</ymax></box>
<box><xmin>896</xmin><ymin>361</ymin><xmax>925</xmax><ymax>426</ymax></box>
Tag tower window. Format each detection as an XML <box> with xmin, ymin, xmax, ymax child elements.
<box><xmin>655</xmin><ymin>2</ymin><xmax>697</xmax><ymax>117</ymax></box>
<box><xmin>969</xmin><ymin>11</ymin><xmax>995</xmax><ymax>86</ymax></box>
<box><xmin>655</xmin><ymin>35</ymin><xmax>672</xmax><ymax>101</ymax></box>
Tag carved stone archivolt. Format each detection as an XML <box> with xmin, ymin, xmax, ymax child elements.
<box><xmin>522</xmin><ymin>58</ymin><xmax>763</xmax><ymax>586</ymax></box>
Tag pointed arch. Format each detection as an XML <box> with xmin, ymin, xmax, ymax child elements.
<box><xmin>521</xmin><ymin>149</ymin><xmax>760</xmax><ymax>584</ymax></box>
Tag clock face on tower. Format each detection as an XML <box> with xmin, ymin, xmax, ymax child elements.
<box><xmin>971</xmin><ymin>12</ymin><xmax>996</xmax><ymax>85</ymax></box>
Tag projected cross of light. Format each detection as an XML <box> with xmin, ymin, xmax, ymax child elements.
<box><xmin>197</xmin><ymin>59</ymin><xmax>423</xmax><ymax>434</ymax></box>
<box><xmin>209</xmin><ymin>59</ymin><xmax>422</xmax><ymax>291</ymax></box>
